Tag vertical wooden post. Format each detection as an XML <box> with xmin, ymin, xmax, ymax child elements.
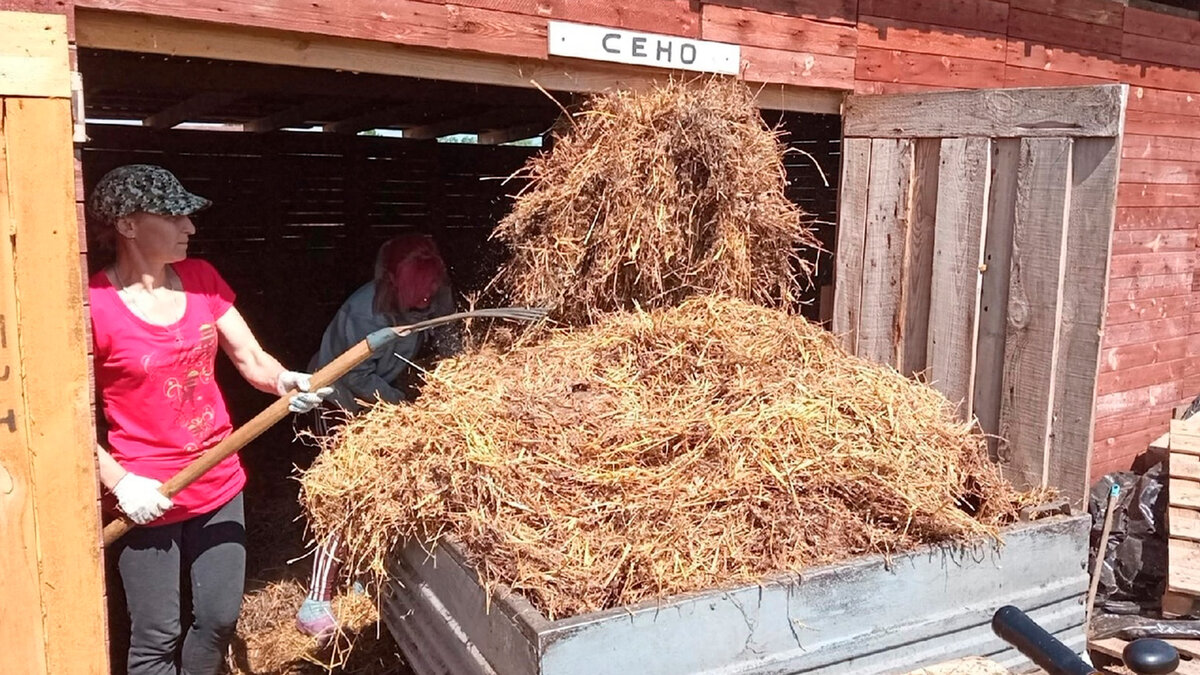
<box><xmin>0</xmin><ymin>11</ymin><xmax>109</xmax><ymax>675</ymax></box>
<box><xmin>832</xmin><ymin>137</ymin><xmax>872</xmax><ymax>352</ymax></box>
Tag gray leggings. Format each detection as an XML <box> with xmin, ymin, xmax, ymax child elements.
<box><xmin>117</xmin><ymin>492</ymin><xmax>245</xmax><ymax>675</ymax></box>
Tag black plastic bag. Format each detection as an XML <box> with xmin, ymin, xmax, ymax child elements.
<box><xmin>1089</xmin><ymin>464</ymin><xmax>1169</xmax><ymax>614</ymax></box>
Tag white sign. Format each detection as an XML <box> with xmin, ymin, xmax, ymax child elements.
<box><xmin>547</xmin><ymin>21</ymin><xmax>740</xmax><ymax>76</ymax></box>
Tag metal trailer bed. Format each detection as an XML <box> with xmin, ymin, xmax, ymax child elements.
<box><xmin>382</xmin><ymin>515</ymin><xmax>1089</xmax><ymax>675</ymax></box>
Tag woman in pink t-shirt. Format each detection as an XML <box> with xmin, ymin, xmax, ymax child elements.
<box><xmin>88</xmin><ymin>164</ymin><xmax>331</xmax><ymax>675</ymax></box>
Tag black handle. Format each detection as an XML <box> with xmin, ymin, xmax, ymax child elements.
<box><xmin>992</xmin><ymin>605</ymin><xmax>1097</xmax><ymax>675</ymax></box>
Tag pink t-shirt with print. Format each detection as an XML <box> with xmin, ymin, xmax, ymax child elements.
<box><xmin>90</xmin><ymin>258</ymin><xmax>245</xmax><ymax>526</ymax></box>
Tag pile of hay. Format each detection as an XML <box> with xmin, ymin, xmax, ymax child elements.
<box><xmin>490</xmin><ymin>77</ymin><xmax>818</xmax><ymax>324</ymax></box>
<box><xmin>301</xmin><ymin>296</ymin><xmax>1040</xmax><ymax>620</ymax></box>
<box><xmin>230</xmin><ymin>580</ymin><xmax>402</xmax><ymax>675</ymax></box>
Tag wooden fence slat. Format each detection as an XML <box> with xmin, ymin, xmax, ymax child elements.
<box><xmin>998</xmin><ymin>137</ymin><xmax>1073</xmax><ymax>489</ymax></box>
<box><xmin>1048</xmin><ymin>136</ymin><xmax>1120</xmax><ymax>501</ymax></box>
<box><xmin>832</xmin><ymin>138</ymin><xmax>872</xmax><ymax>351</ymax></box>
<box><xmin>4</xmin><ymin>97</ymin><xmax>109</xmax><ymax>675</ymax></box>
<box><xmin>927</xmin><ymin>137</ymin><xmax>991</xmax><ymax>413</ymax></box>
<box><xmin>843</xmin><ymin>85</ymin><xmax>1127</xmax><ymax>138</ymax></box>
<box><xmin>0</xmin><ymin>100</ymin><xmax>48</xmax><ymax>675</ymax></box>
<box><xmin>858</xmin><ymin>138</ymin><xmax>914</xmax><ymax>367</ymax></box>
<box><xmin>897</xmin><ymin>138</ymin><xmax>940</xmax><ymax>376</ymax></box>
<box><xmin>973</xmin><ymin>139</ymin><xmax>1020</xmax><ymax>460</ymax></box>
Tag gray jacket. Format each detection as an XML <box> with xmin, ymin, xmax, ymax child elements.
<box><xmin>308</xmin><ymin>281</ymin><xmax>459</xmax><ymax>412</ymax></box>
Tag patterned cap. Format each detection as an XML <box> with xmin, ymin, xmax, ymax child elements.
<box><xmin>88</xmin><ymin>164</ymin><xmax>211</xmax><ymax>225</ymax></box>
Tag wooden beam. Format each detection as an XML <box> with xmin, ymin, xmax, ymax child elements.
<box><xmin>243</xmin><ymin>98</ymin><xmax>358</xmax><ymax>133</ymax></box>
<box><xmin>404</xmin><ymin>108</ymin><xmax>551</xmax><ymax>140</ymax></box>
<box><xmin>927</xmin><ymin>137</ymin><xmax>990</xmax><ymax>414</ymax></box>
<box><xmin>998</xmin><ymin>137</ymin><xmax>1074</xmax><ymax>490</ymax></box>
<box><xmin>75</xmin><ymin>10</ymin><xmax>845</xmax><ymax>114</ymax></box>
<box><xmin>843</xmin><ymin>85</ymin><xmax>1128</xmax><ymax>138</ymax></box>
<box><xmin>478</xmin><ymin>122</ymin><xmax>550</xmax><ymax>145</ymax></box>
<box><xmin>142</xmin><ymin>90</ymin><xmax>243</xmax><ymax>129</ymax></box>
<box><xmin>323</xmin><ymin>103</ymin><xmax>450</xmax><ymax>135</ymax></box>
<box><xmin>0</xmin><ymin>97</ymin><xmax>109</xmax><ymax>675</ymax></box>
<box><xmin>0</xmin><ymin>12</ymin><xmax>70</xmax><ymax>98</ymax></box>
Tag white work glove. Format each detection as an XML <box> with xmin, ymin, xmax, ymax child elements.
<box><xmin>276</xmin><ymin>370</ymin><xmax>334</xmax><ymax>414</ymax></box>
<box><xmin>112</xmin><ymin>473</ymin><xmax>173</xmax><ymax>525</ymax></box>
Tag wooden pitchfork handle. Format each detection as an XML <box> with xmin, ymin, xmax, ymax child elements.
<box><xmin>101</xmin><ymin>306</ymin><xmax>548</xmax><ymax>547</ymax></box>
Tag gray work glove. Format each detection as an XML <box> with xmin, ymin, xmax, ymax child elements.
<box><xmin>276</xmin><ymin>370</ymin><xmax>335</xmax><ymax>414</ymax></box>
<box><xmin>112</xmin><ymin>473</ymin><xmax>173</xmax><ymax>524</ymax></box>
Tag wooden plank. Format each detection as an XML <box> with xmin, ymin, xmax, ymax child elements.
<box><xmin>0</xmin><ymin>99</ymin><xmax>47</xmax><ymax>675</ymax></box>
<box><xmin>1003</xmin><ymin>66</ymin><xmax>1112</xmax><ymax>89</ymax></box>
<box><xmin>1171</xmin><ymin>478</ymin><xmax>1200</xmax><ymax>510</ymax></box>
<box><xmin>1110</xmin><ymin>229</ymin><xmax>1196</xmax><ymax>255</ymax></box>
<box><xmin>1115</xmin><ymin>206</ymin><xmax>1200</xmax><ymax>231</ymax></box>
<box><xmin>858</xmin><ymin>138</ymin><xmax>914</xmax><ymax>367</ymax></box>
<box><xmin>1171</xmin><ymin>506</ymin><xmax>1200</xmax><ymax>542</ymax></box>
<box><xmin>411</xmin><ymin>0</ymin><xmax>702</xmax><ymax>38</ymax></box>
<box><xmin>1172</xmin><ymin>454</ymin><xmax>1200</xmax><ymax>482</ymax></box>
<box><xmin>843</xmin><ymin>85</ymin><xmax>1127</xmax><ymax>138</ymax></box>
<box><xmin>997</xmin><ymin>138</ymin><xmax>1073</xmax><ymax>490</ymax></box>
<box><xmin>3</xmin><ymin>97</ymin><xmax>108</xmax><ymax>675</ymax></box>
<box><xmin>856</xmin><ymin>0</ymin><xmax>1009</xmax><ymax>34</ymax></box>
<box><xmin>854</xmin><ymin>47</ymin><xmax>1006</xmax><ymax>90</ymax></box>
<box><xmin>1123</xmin><ymin>134</ymin><xmax>1200</xmax><ymax>161</ymax></box>
<box><xmin>143</xmin><ymin>91</ymin><xmax>244</xmax><ymax>129</ymax></box>
<box><xmin>0</xmin><ymin>11</ymin><xmax>70</xmax><ymax>98</ymax></box>
<box><xmin>74</xmin><ymin>10</ymin><xmax>844</xmax><ymax>114</ymax></box>
<box><xmin>926</xmin><ymin>137</ymin><xmax>989</xmax><ymax>413</ymax></box>
<box><xmin>1127</xmin><ymin>88</ymin><xmax>1200</xmax><ymax>119</ymax></box>
<box><xmin>973</xmin><ymin>139</ymin><xmax>1019</xmax><ymax>460</ymax></box>
<box><xmin>1124</xmin><ymin>111</ymin><xmax>1200</xmax><ymax>141</ymax></box>
<box><xmin>1099</xmin><ymin>337</ymin><xmax>1190</xmax><ymax>373</ymax></box>
<box><xmin>1008</xmin><ymin>8</ymin><xmax>1123</xmax><ymax>56</ymax></box>
<box><xmin>1168</xmin><ymin>536</ymin><xmax>1200</xmax><ymax>595</ymax></box>
<box><xmin>700</xmin><ymin>5</ymin><xmax>856</xmax><ymax>58</ymax></box>
<box><xmin>896</xmin><ymin>138</ymin><xmax>939</xmax><ymax>377</ymax></box>
<box><xmin>1124</xmin><ymin>6</ymin><xmax>1200</xmax><ymax>45</ymax></box>
<box><xmin>1109</xmin><ymin>251</ymin><xmax>1195</xmax><ymax>278</ymax></box>
<box><xmin>1048</xmin><ymin>136</ymin><xmax>1120</xmax><ymax>501</ymax></box>
<box><xmin>1102</xmin><ymin>316</ymin><xmax>1190</xmax><ymax>348</ymax></box>
<box><xmin>832</xmin><ymin>138</ymin><xmax>872</xmax><ymax>350</ymax></box>
<box><xmin>1097</xmin><ymin>359</ymin><xmax>1188</xmax><ymax>397</ymax></box>
<box><xmin>699</xmin><ymin>0</ymin><xmax>857</xmax><ymax>24</ymax></box>
<box><xmin>1118</xmin><ymin>184</ymin><xmax>1200</xmax><ymax>208</ymax></box>
<box><xmin>1008</xmin><ymin>0</ymin><xmax>1124</xmax><ymax>27</ymax></box>
<box><xmin>445</xmin><ymin>4</ymin><xmax>547</xmax><ymax>60</ymax></box>
<box><xmin>739</xmin><ymin>45</ymin><xmax>856</xmax><ymax>90</ymax></box>
<box><xmin>856</xmin><ymin>16</ymin><xmax>1006</xmax><ymax>62</ymax></box>
<box><xmin>1106</xmin><ymin>295</ymin><xmax>1191</xmax><ymax>325</ymax></box>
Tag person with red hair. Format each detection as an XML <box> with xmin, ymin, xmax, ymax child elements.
<box><xmin>297</xmin><ymin>233</ymin><xmax>460</xmax><ymax>637</ymax></box>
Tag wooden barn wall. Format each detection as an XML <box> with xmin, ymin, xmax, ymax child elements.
<box><xmin>47</xmin><ymin>0</ymin><xmax>1200</xmax><ymax>479</ymax></box>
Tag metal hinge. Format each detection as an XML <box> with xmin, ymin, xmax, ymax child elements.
<box><xmin>70</xmin><ymin>71</ymin><xmax>89</xmax><ymax>144</ymax></box>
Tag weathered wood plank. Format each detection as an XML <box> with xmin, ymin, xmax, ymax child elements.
<box><xmin>1099</xmin><ymin>337</ymin><xmax>1189</xmax><ymax>373</ymax></box>
<box><xmin>854</xmin><ymin>47</ymin><xmax>1006</xmax><ymax>91</ymax></box>
<box><xmin>1048</xmin><ymin>137</ymin><xmax>1120</xmax><ymax>501</ymax></box>
<box><xmin>1122</xmin><ymin>31</ymin><xmax>1200</xmax><ymax>72</ymax></box>
<box><xmin>1115</xmin><ymin>206</ymin><xmax>1200</xmax><ymax>230</ymax></box>
<box><xmin>856</xmin><ymin>16</ymin><xmax>1006</xmax><ymax>62</ymax></box>
<box><xmin>0</xmin><ymin>11</ymin><xmax>70</xmax><ymax>98</ymax></box>
<box><xmin>0</xmin><ymin>99</ymin><xmax>48</xmax><ymax>675</ymax></box>
<box><xmin>739</xmin><ymin>45</ymin><xmax>856</xmax><ymax>90</ymax></box>
<box><xmin>832</xmin><ymin>138</ymin><xmax>873</xmax><ymax>351</ymax></box>
<box><xmin>844</xmin><ymin>85</ymin><xmax>1127</xmax><ymax>138</ymax></box>
<box><xmin>1118</xmin><ymin>184</ymin><xmax>1200</xmax><ymax>208</ymax></box>
<box><xmin>1127</xmin><ymin>89</ymin><xmax>1200</xmax><ymax>119</ymax></box>
<box><xmin>1106</xmin><ymin>295</ymin><xmax>1191</xmax><ymax>325</ymax></box>
<box><xmin>998</xmin><ymin>138</ymin><xmax>1073</xmax><ymax>489</ymax></box>
<box><xmin>1168</xmin><ymin>535</ymin><xmax>1200</xmax><ymax>595</ymax></box>
<box><xmin>897</xmin><ymin>138</ymin><xmax>939</xmax><ymax>377</ymax></box>
<box><xmin>1124</xmin><ymin>6</ymin><xmax>1200</xmax><ymax>44</ymax></box>
<box><xmin>927</xmin><ymin>137</ymin><xmax>989</xmax><ymax>414</ymax></box>
<box><xmin>856</xmin><ymin>0</ymin><xmax>1009</xmax><ymax>34</ymax></box>
<box><xmin>411</xmin><ymin>0</ymin><xmax>701</xmax><ymax>37</ymax></box>
<box><xmin>697</xmin><ymin>0</ymin><xmax>857</xmax><ymax>24</ymax></box>
<box><xmin>1110</xmin><ymin>229</ymin><xmax>1196</xmax><ymax>255</ymax></box>
<box><xmin>1008</xmin><ymin>0</ymin><xmax>1123</xmax><ymax>27</ymax></box>
<box><xmin>1008</xmin><ymin>8</ymin><xmax>1123</xmax><ymax>56</ymax></box>
<box><xmin>973</xmin><ymin>139</ymin><xmax>1019</xmax><ymax>460</ymax></box>
<box><xmin>858</xmin><ymin>138</ymin><xmax>914</xmax><ymax>367</ymax></box>
<box><xmin>700</xmin><ymin>4</ymin><xmax>856</xmax><ymax>58</ymax></box>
